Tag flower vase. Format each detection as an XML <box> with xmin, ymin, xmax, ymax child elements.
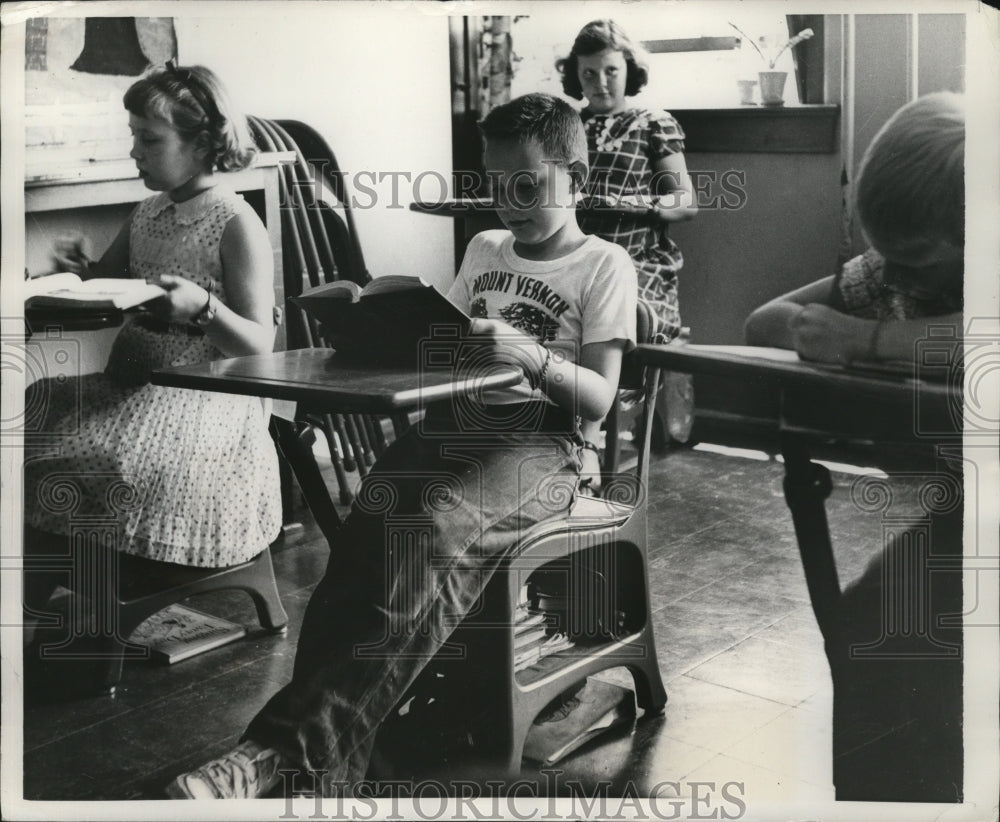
<box><xmin>736</xmin><ymin>79</ymin><xmax>757</xmax><ymax>105</ymax></box>
<box><xmin>758</xmin><ymin>71</ymin><xmax>788</xmax><ymax>106</ymax></box>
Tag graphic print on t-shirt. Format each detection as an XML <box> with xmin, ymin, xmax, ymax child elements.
<box><xmin>469</xmin><ymin>269</ymin><xmax>571</xmax><ymax>343</ymax></box>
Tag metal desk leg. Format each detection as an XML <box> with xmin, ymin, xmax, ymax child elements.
<box><xmin>270</xmin><ymin>417</ymin><xmax>342</xmax><ymax>550</ymax></box>
<box><xmin>780</xmin><ymin>431</ymin><xmax>841</xmax><ymax>645</ymax></box>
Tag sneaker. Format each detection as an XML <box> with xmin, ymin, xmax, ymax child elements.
<box><xmin>165</xmin><ymin>740</ymin><xmax>284</xmax><ymax>799</ymax></box>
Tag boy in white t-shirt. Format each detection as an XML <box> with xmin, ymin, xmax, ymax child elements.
<box><xmin>168</xmin><ymin>93</ymin><xmax>637</xmax><ymax>799</ymax></box>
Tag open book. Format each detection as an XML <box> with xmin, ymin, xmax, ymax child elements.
<box><xmin>522</xmin><ymin>678</ymin><xmax>636</xmax><ymax>766</ymax></box>
<box><xmin>291</xmin><ymin>275</ymin><xmax>471</xmax><ymax>364</ymax></box>
<box><xmin>25</xmin><ymin>272</ymin><xmax>166</xmax><ymax>311</ymax></box>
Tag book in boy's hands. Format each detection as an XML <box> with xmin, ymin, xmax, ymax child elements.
<box><xmin>290</xmin><ymin>276</ymin><xmax>471</xmax><ymax>365</ymax></box>
<box><xmin>25</xmin><ymin>272</ymin><xmax>166</xmax><ymax>311</ymax></box>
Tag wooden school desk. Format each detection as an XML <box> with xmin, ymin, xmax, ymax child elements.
<box><xmin>634</xmin><ymin>341</ymin><xmax>966</xmax><ymax>802</ymax></box>
<box><xmin>152</xmin><ymin>348</ymin><xmax>524</xmax><ymax>545</ymax></box>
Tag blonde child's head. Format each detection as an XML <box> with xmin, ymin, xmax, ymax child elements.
<box><xmin>855</xmin><ymin>92</ymin><xmax>965</xmax><ymax>263</ymax></box>
<box><xmin>479</xmin><ymin>94</ymin><xmax>588</xmax><ymax>251</ymax></box>
<box><xmin>123</xmin><ymin>63</ymin><xmax>256</xmax><ymax>172</ymax></box>
<box><xmin>556</xmin><ymin>19</ymin><xmax>649</xmax><ymax>101</ymax></box>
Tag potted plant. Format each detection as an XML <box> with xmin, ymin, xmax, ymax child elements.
<box><xmin>730</xmin><ymin>24</ymin><xmax>814</xmax><ymax>106</ymax></box>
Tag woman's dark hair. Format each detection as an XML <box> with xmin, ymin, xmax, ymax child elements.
<box><xmin>555</xmin><ymin>19</ymin><xmax>649</xmax><ymax>101</ymax></box>
<box><xmin>123</xmin><ymin>63</ymin><xmax>256</xmax><ymax>172</ymax></box>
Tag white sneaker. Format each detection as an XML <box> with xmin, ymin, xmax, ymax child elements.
<box><xmin>166</xmin><ymin>740</ymin><xmax>284</xmax><ymax>799</ymax></box>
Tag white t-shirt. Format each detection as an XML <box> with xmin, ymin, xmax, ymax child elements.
<box><xmin>447</xmin><ymin>230</ymin><xmax>637</xmax><ymax>403</ymax></box>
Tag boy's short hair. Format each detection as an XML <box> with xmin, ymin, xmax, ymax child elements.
<box><xmin>855</xmin><ymin>92</ymin><xmax>965</xmax><ymax>250</ymax></box>
<box><xmin>479</xmin><ymin>93</ymin><xmax>588</xmax><ymax>181</ymax></box>
<box><xmin>556</xmin><ymin>19</ymin><xmax>650</xmax><ymax>101</ymax></box>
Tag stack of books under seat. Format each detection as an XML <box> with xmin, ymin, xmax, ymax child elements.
<box><xmin>513</xmin><ymin>600</ymin><xmax>574</xmax><ymax>673</ymax></box>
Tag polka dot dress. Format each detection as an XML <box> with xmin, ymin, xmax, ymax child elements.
<box><xmin>24</xmin><ymin>184</ymin><xmax>282</xmax><ymax>567</ymax></box>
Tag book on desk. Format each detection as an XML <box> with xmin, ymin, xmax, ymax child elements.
<box><xmin>291</xmin><ymin>276</ymin><xmax>471</xmax><ymax>364</ymax></box>
<box><xmin>25</xmin><ymin>272</ymin><xmax>166</xmax><ymax>311</ymax></box>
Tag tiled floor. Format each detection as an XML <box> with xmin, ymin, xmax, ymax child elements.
<box><xmin>19</xmin><ymin>437</ymin><xmax>897</xmax><ymax>804</ymax></box>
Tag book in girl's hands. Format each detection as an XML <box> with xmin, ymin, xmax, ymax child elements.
<box><xmin>25</xmin><ymin>272</ymin><xmax>166</xmax><ymax>311</ymax></box>
<box><xmin>290</xmin><ymin>276</ymin><xmax>471</xmax><ymax>364</ymax></box>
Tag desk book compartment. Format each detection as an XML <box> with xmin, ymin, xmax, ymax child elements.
<box><xmin>291</xmin><ymin>276</ymin><xmax>471</xmax><ymax>365</ymax></box>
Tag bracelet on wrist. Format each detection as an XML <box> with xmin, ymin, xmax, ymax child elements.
<box><xmin>192</xmin><ymin>290</ymin><xmax>218</xmax><ymax>327</ymax></box>
<box><xmin>529</xmin><ymin>347</ymin><xmax>552</xmax><ymax>392</ymax></box>
<box><xmin>864</xmin><ymin>319</ymin><xmax>885</xmax><ymax>361</ymax></box>
<box><xmin>580</xmin><ymin>440</ymin><xmax>602</xmax><ymax>455</ymax></box>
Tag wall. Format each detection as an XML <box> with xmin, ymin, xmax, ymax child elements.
<box><xmin>668</xmin><ymin>12</ymin><xmax>966</xmax><ymax>348</ymax></box>
<box><xmin>672</xmin><ymin>151</ymin><xmax>842</xmax><ymax>346</ymax></box>
<box><xmin>845</xmin><ymin>13</ymin><xmax>965</xmax><ymax>254</ymax></box>
<box><xmin>176</xmin><ymin>7</ymin><xmax>456</xmax><ymax>289</ymax></box>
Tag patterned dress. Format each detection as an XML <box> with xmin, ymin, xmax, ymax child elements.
<box><xmin>24</xmin><ymin>184</ymin><xmax>282</xmax><ymax>567</ymax></box>
<box><xmin>579</xmin><ymin>107</ymin><xmax>687</xmax><ymax>342</ymax></box>
<box><xmin>832</xmin><ymin>248</ymin><xmax>964</xmax><ymax>319</ymax></box>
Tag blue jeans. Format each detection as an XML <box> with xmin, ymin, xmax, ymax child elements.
<box><xmin>246</xmin><ymin>402</ymin><xmax>582</xmax><ymax>792</ymax></box>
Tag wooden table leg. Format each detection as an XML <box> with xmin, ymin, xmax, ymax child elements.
<box><xmin>780</xmin><ymin>431</ymin><xmax>841</xmax><ymax>645</ymax></box>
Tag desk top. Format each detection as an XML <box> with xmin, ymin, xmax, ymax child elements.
<box><xmin>410</xmin><ymin>198</ymin><xmax>653</xmax><ymax>219</ymax></box>
<box><xmin>636</xmin><ymin>344</ymin><xmax>959</xmax><ymax>401</ymax></box>
<box><xmin>24</xmin><ymin>306</ymin><xmax>124</xmax><ymax>334</ymax></box>
<box><xmin>152</xmin><ymin>348</ymin><xmax>524</xmax><ymax>414</ymax></box>
<box><xmin>25</xmin><ymin>151</ymin><xmax>295</xmax><ymax>214</ymax></box>
<box><xmin>25</xmin><ymin>151</ymin><xmax>295</xmax><ymax>188</ymax></box>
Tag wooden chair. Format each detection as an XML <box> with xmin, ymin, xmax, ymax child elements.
<box><xmin>97</xmin><ymin>545</ymin><xmax>287</xmax><ymax>693</ymax></box>
<box><xmin>24</xmin><ymin>452</ymin><xmax>290</xmax><ymax>696</ymax></box>
<box><xmin>376</xmin><ymin>300</ymin><xmax>668</xmax><ymax>774</ymax></box>
<box><xmin>248</xmin><ymin>116</ymin><xmax>403</xmax><ymax>505</ymax></box>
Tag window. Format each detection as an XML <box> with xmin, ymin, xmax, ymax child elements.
<box><xmin>510</xmin><ymin>9</ymin><xmax>803</xmax><ymax>109</ymax></box>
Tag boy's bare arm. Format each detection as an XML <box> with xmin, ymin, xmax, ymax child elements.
<box><xmin>468</xmin><ymin>319</ymin><xmax>624</xmax><ymax>421</ymax></box>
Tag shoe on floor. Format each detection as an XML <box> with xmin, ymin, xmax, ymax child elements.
<box><xmin>166</xmin><ymin>740</ymin><xmax>284</xmax><ymax>799</ymax></box>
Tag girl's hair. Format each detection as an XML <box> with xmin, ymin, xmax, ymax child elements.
<box><xmin>123</xmin><ymin>63</ymin><xmax>257</xmax><ymax>172</ymax></box>
<box><xmin>855</xmin><ymin>91</ymin><xmax>965</xmax><ymax>250</ymax></box>
<box><xmin>556</xmin><ymin>19</ymin><xmax>650</xmax><ymax>101</ymax></box>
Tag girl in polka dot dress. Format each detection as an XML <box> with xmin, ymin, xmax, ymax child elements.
<box><xmin>24</xmin><ymin>63</ymin><xmax>282</xmax><ymax>598</ymax></box>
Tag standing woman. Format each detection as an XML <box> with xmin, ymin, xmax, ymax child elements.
<box><xmin>558</xmin><ymin>19</ymin><xmax>697</xmax><ymax>479</ymax></box>
<box><xmin>558</xmin><ymin>19</ymin><xmax>697</xmax><ymax>337</ymax></box>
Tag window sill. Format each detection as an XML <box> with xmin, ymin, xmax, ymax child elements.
<box><xmin>673</xmin><ymin>104</ymin><xmax>840</xmax><ymax>154</ymax></box>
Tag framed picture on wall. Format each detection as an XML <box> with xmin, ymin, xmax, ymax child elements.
<box><xmin>25</xmin><ymin>17</ymin><xmax>176</xmax><ymax>173</ymax></box>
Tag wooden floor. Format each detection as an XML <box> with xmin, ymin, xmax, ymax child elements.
<box><xmin>19</xmin><ymin>435</ymin><xmax>900</xmax><ymax>803</ymax></box>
